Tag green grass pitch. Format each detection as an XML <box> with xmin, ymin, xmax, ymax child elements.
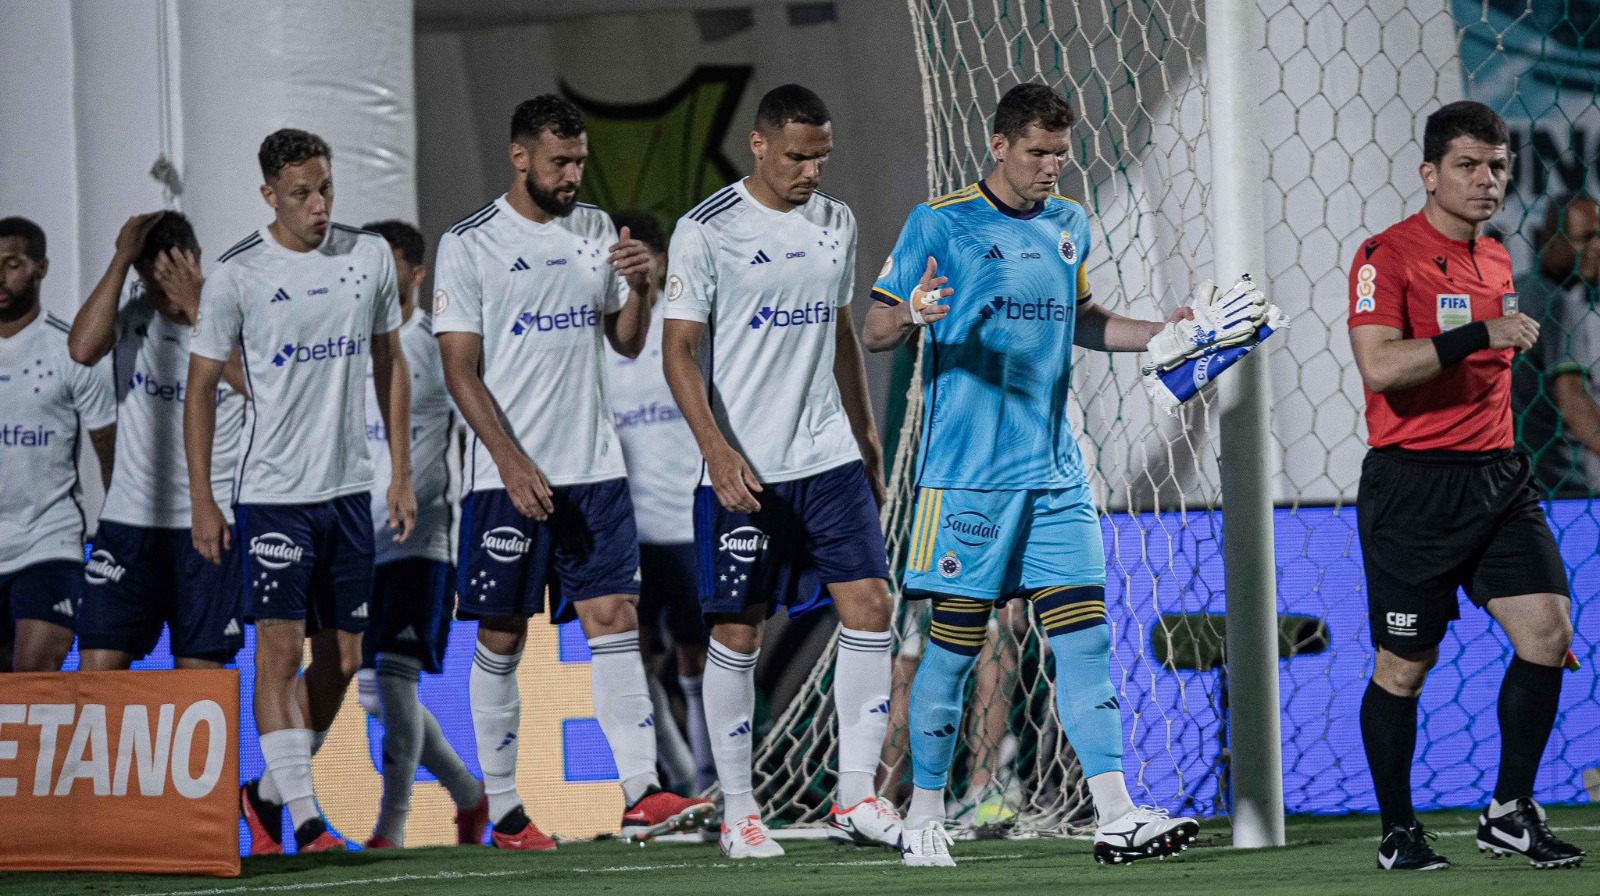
<box><xmin>7</xmin><ymin>806</ymin><xmax>1593</xmax><ymax>896</ymax></box>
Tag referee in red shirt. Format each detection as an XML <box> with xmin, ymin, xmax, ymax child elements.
<box><xmin>1348</xmin><ymin>101</ymin><xmax>1584</xmax><ymax>871</ymax></box>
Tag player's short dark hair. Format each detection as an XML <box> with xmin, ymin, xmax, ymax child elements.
<box><xmin>1423</xmin><ymin>101</ymin><xmax>1508</xmax><ymax>164</ymax></box>
<box><xmin>754</xmin><ymin>84</ymin><xmax>831</xmax><ymax>132</ymax></box>
<box><xmin>258</xmin><ymin>128</ymin><xmax>332</xmax><ymax>182</ymax></box>
<box><xmin>136</xmin><ymin>211</ymin><xmax>200</xmax><ymax>268</ymax></box>
<box><xmin>608</xmin><ymin>209</ymin><xmax>666</xmax><ymax>254</ymax></box>
<box><xmin>511</xmin><ymin>95</ymin><xmax>586</xmax><ymax>143</ymax></box>
<box><xmin>993</xmin><ymin>84</ymin><xmax>1075</xmax><ymax>142</ymax></box>
<box><xmin>0</xmin><ymin>216</ymin><xmax>46</xmax><ymax>261</ymax></box>
<box><xmin>363</xmin><ymin>219</ymin><xmax>426</xmax><ymax>266</ymax></box>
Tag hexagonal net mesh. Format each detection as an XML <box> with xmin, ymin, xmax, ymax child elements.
<box><xmin>745</xmin><ymin>0</ymin><xmax>1599</xmax><ymax>837</ymax></box>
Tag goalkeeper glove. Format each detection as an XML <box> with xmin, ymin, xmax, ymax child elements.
<box><xmin>1146</xmin><ymin>275</ymin><xmax>1270</xmax><ymax>372</ymax></box>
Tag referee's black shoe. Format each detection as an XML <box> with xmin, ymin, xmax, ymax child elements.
<box><xmin>1477</xmin><ymin>798</ymin><xmax>1585</xmax><ymax>868</ymax></box>
<box><xmin>1377</xmin><ymin>821</ymin><xmax>1450</xmax><ymax>871</ymax></box>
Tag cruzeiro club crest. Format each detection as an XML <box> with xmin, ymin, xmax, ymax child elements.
<box><xmin>1058</xmin><ymin>230</ymin><xmax>1077</xmax><ymax>264</ymax></box>
<box><xmin>938</xmin><ymin>550</ymin><xmax>962</xmax><ymax>579</ymax></box>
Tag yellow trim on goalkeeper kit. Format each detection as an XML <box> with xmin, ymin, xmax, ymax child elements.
<box><xmin>930</xmin><ymin>185</ymin><xmax>981</xmax><ymax>210</ymax></box>
<box><xmin>910</xmin><ymin>487</ymin><xmax>944</xmax><ymax>571</ymax></box>
<box><xmin>1038</xmin><ymin>601</ymin><xmax>1107</xmax><ymax>631</ymax></box>
<box><xmin>872</xmin><ymin>286</ymin><xmax>906</xmax><ymax>305</ymax></box>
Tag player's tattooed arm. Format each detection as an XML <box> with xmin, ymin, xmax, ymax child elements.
<box><xmin>70</xmin><ymin>212</ymin><xmax>164</xmax><ymax>365</ymax></box>
<box><xmin>438</xmin><ymin>331</ymin><xmax>555</xmax><ymax>520</ymax></box>
<box><xmin>185</xmin><ymin>353</ymin><xmax>230</xmax><ymax>564</ymax></box>
<box><xmin>662</xmin><ymin>318</ymin><xmax>763</xmax><ymax>513</ymax></box>
<box><xmin>88</xmin><ymin>423</ymin><xmax>116</xmax><ymax>490</ymax></box>
<box><xmin>604</xmin><ymin>225</ymin><xmax>655</xmax><ymax>358</ymax></box>
<box><xmin>372</xmin><ymin>329</ymin><xmax>417</xmax><ymax>540</ymax></box>
<box><xmin>833</xmin><ymin>314</ymin><xmax>886</xmax><ymax>507</ymax></box>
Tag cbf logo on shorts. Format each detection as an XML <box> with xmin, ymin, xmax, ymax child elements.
<box><xmin>481</xmin><ymin>526</ymin><xmax>532</xmax><ymax>562</ymax></box>
<box><xmin>249</xmin><ymin>533</ymin><xmax>305</xmax><ymax>570</ymax></box>
<box><xmin>1436</xmin><ymin>294</ymin><xmax>1471</xmax><ymax>332</ymax></box>
<box><xmin>1386</xmin><ymin>611</ymin><xmax>1418</xmax><ymax>638</ymax></box>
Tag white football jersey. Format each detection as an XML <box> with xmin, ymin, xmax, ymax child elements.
<box><xmin>0</xmin><ymin>313</ymin><xmax>117</xmax><ymax>573</ymax></box>
<box><xmin>192</xmin><ymin>224</ymin><xmax>401</xmax><ymax>505</ymax></box>
<box><xmin>100</xmin><ymin>279</ymin><xmax>246</xmax><ymax>528</ymax></box>
<box><xmin>663</xmin><ymin>179</ymin><xmax>860</xmax><ymax>482</ymax></box>
<box><xmin>607</xmin><ymin>308</ymin><xmax>699</xmax><ymax>545</ymax></box>
<box><xmin>432</xmin><ymin>195</ymin><xmax>630</xmax><ymax>490</ymax></box>
<box><xmin>367</xmin><ymin>311</ymin><xmax>454</xmax><ymax>565</ymax></box>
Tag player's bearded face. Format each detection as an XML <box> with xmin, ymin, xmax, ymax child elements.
<box><xmin>755</xmin><ymin>122</ymin><xmax>832</xmax><ymax>205</ymax></box>
<box><xmin>0</xmin><ymin>238</ymin><xmax>43</xmax><ymax>323</ymax></box>
<box><xmin>264</xmin><ymin>156</ymin><xmax>334</xmax><ymax>250</ymax></box>
<box><xmin>997</xmin><ymin>125</ymin><xmax>1069</xmax><ymax>204</ymax></box>
<box><xmin>523</xmin><ymin>131</ymin><xmax>587</xmax><ymax>218</ymax></box>
<box><xmin>1423</xmin><ymin>136</ymin><xmax>1507</xmax><ymax>227</ymax></box>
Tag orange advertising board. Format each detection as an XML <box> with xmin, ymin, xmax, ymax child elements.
<box><xmin>0</xmin><ymin>670</ymin><xmax>240</xmax><ymax>877</ymax></box>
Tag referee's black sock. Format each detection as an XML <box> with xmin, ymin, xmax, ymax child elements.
<box><xmin>1360</xmin><ymin>680</ymin><xmax>1419</xmax><ymax>832</ymax></box>
<box><xmin>1491</xmin><ymin>655</ymin><xmax>1563</xmax><ymax>805</ymax></box>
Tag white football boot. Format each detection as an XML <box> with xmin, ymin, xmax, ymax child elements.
<box><xmin>827</xmin><ymin>796</ymin><xmax>906</xmax><ymax>849</ymax></box>
<box><xmin>900</xmin><ymin>820</ymin><xmax>956</xmax><ymax>867</ymax></box>
<box><xmin>719</xmin><ymin>814</ymin><xmax>786</xmax><ymax>859</ymax></box>
<box><xmin>1093</xmin><ymin>806</ymin><xmax>1199</xmax><ymax>864</ymax></box>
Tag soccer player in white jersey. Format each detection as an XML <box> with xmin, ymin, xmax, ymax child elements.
<box><xmin>187</xmin><ymin>129</ymin><xmax>417</xmax><ymax>855</ymax></box>
<box><xmin>435</xmin><ymin>95</ymin><xmax>712</xmax><ymax>850</ymax></box>
<box><xmin>863</xmin><ymin>84</ymin><xmax>1204</xmax><ymax>866</ymax></box>
<box><xmin>352</xmin><ymin>219</ymin><xmax>488</xmax><ymax>850</ymax></box>
<box><xmin>69</xmin><ymin>211</ymin><xmax>247</xmax><ymax>671</ymax></box>
<box><xmin>606</xmin><ymin>209</ymin><xmax>716</xmax><ymax>796</ymax></box>
<box><xmin>661</xmin><ymin>85</ymin><xmax>902</xmax><ymax>859</ymax></box>
<box><xmin>0</xmin><ymin>216</ymin><xmax>116</xmax><ymax>672</ymax></box>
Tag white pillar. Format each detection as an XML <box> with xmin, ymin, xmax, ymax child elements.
<box><xmin>1204</xmin><ymin>0</ymin><xmax>1285</xmax><ymax>849</ymax></box>
<box><xmin>177</xmin><ymin>0</ymin><xmax>417</xmax><ymax>250</ymax></box>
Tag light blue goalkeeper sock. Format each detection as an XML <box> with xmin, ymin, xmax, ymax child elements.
<box><xmin>1048</xmin><ymin>624</ymin><xmax>1124</xmax><ymax>777</ymax></box>
<box><xmin>908</xmin><ymin>641</ymin><xmax>978</xmax><ymax>789</ymax></box>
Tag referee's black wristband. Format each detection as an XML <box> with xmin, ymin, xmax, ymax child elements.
<box><xmin>1432</xmin><ymin>321</ymin><xmax>1490</xmax><ymax>368</ymax></box>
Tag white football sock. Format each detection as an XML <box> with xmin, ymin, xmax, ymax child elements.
<box><xmin>1087</xmin><ymin>770</ymin><xmax>1136</xmax><ymax>825</ymax></box>
<box><xmin>647</xmin><ymin>672</ymin><xmax>696</xmax><ymax>793</ymax></box>
<box><xmin>260</xmin><ymin>728</ymin><xmax>318</xmax><ymax>829</ymax></box>
<box><xmin>906</xmin><ymin>785</ymin><xmax>946</xmax><ymax>830</ymax></box>
<box><xmin>356</xmin><ymin>667</ymin><xmax>381</xmax><ymax>717</ymax></box>
<box><xmin>679</xmin><ymin>672</ymin><xmax>716</xmax><ymax>791</ymax></box>
<box><xmin>420</xmin><ymin>707</ymin><xmax>483</xmax><ymax>810</ymax></box>
<box><xmin>587</xmin><ymin>632</ymin><xmax>660</xmax><ymax>804</ymax></box>
<box><xmin>834</xmin><ymin>627</ymin><xmax>892</xmax><ymax>806</ymax></box>
<box><xmin>705</xmin><ymin>640</ymin><xmax>759</xmax><ymax>819</ymax></box>
<box><xmin>471</xmin><ymin>643</ymin><xmax>523</xmax><ymax>824</ymax></box>
<box><xmin>374</xmin><ymin>653</ymin><xmax>425</xmax><ymax>845</ymax></box>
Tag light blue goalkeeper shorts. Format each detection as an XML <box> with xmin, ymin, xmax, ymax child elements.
<box><xmin>902</xmin><ymin>480</ymin><xmax>1105</xmax><ymax>601</ymax></box>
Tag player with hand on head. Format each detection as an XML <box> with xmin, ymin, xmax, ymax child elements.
<box><xmin>435</xmin><ymin>95</ymin><xmax>711</xmax><ymax>850</ymax></box>
<box><xmin>1347</xmin><ymin>100</ymin><xmax>1584</xmax><ymax>871</ymax></box>
<box><xmin>863</xmin><ymin>83</ymin><xmax>1201</xmax><ymax>867</ymax></box>
<box><xmin>662</xmin><ymin>84</ymin><xmax>901</xmax><ymax>860</ymax></box>
<box><xmin>69</xmin><ymin>211</ymin><xmax>247</xmax><ymax>673</ymax></box>
<box><xmin>187</xmin><ymin>128</ymin><xmax>417</xmax><ymax>855</ymax></box>
<box><xmin>0</xmin><ymin>216</ymin><xmax>116</xmax><ymax>673</ymax></box>
<box><xmin>351</xmin><ymin>219</ymin><xmax>488</xmax><ymax>850</ymax></box>
<box><xmin>605</xmin><ymin>208</ymin><xmax>717</xmax><ymax>798</ymax></box>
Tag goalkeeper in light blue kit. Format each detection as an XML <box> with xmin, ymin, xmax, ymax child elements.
<box><xmin>864</xmin><ymin>84</ymin><xmax>1266</xmax><ymax>866</ymax></box>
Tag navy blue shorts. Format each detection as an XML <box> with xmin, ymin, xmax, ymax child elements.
<box><xmin>236</xmin><ymin>494</ymin><xmax>375</xmax><ymax>635</ymax></box>
<box><xmin>638</xmin><ymin>542</ymin><xmax>707</xmax><ymax>648</ymax></box>
<box><xmin>78</xmin><ymin>521</ymin><xmax>244</xmax><ymax>661</ymax></box>
<box><xmin>362</xmin><ymin>557</ymin><xmax>453</xmax><ymax>674</ymax></box>
<box><xmin>0</xmin><ymin>560</ymin><xmax>80</xmax><ymax>645</ymax></box>
<box><xmin>457</xmin><ymin>481</ymin><xmax>640</xmax><ymax>624</ymax></box>
<box><xmin>694</xmin><ymin>460</ymin><xmax>889</xmax><ymax>616</ymax></box>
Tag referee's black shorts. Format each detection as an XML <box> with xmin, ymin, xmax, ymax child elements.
<box><xmin>1356</xmin><ymin>447</ymin><xmax>1569</xmax><ymax>652</ymax></box>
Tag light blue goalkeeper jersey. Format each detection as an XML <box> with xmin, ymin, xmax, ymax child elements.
<box><xmin>873</xmin><ymin>180</ymin><xmax>1094</xmax><ymax>490</ymax></box>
